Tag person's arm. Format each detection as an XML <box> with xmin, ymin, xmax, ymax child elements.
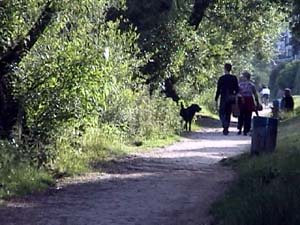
<box><xmin>234</xmin><ymin>76</ymin><xmax>239</xmax><ymax>95</ymax></box>
<box><xmin>252</xmin><ymin>85</ymin><xmax>259</xmax><ymax>105</ymax></box>
<box><xmin>215</xmin><ymin>78</ymin><xmax>221</xmax><ymax>102</ymax></box>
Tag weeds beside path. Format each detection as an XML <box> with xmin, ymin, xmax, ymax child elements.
<box><xmin>0</xmin><ymin>121</ymin><xmax>251</xmax><ymax>225</ymax></box>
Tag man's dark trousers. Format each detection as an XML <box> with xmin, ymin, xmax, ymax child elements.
<box><xmin>219</xmin><ymin>99</ymin><xmax>232</xmax><ymax>132</ymax></box>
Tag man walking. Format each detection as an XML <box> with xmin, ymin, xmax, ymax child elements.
<box><xmin>215</xmin><ymin>63</ymin><xmax>239</xmax><ymax>135</ymax></box>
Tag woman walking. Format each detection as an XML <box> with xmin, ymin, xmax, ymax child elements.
<box><xmin>237</xmin><ymin>71</ymin><xmax>259</xmax><ymax>136</ymax></box>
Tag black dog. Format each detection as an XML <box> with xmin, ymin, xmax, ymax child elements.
<box><xmin>180</xmin><ymin>102</ymin><xmax>201</xmax><ymax>131</ymax></box>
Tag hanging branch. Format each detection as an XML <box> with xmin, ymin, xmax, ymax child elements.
<box><xmin>0</xmin><ymin>1</ymin><xmax>56</xmax><ymax>139</ymax></box>
<box><xmin>188</xmin><ymin>0</ymin><xmax>216</xmax><ymax>29</ymax></box>
<box><xmin>0</xmin><ymin>1</ymin><xmax>55</xmax><ymax>77</ymax></box>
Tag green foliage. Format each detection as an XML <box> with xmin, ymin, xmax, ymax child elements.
<box><xmin>0</xmin><ymin>0</ymin><xmax>46</xmax><ymax>54</ymax></box>
<box><xmin>290</xmin><ymin>0</ymin><xmax>300</xmax><ymax>52</ymax></box>
<box><xmin>100</xmin><ymin>89</ymin><xmax>181</xmax><ymax>141</ymax></box>
<box><xmin>134</xmin><ymin>0</ymin><xmax>289</xmax><ymax>101</ymax></box>
<box><xmin>251</xmin><ymin>60</ymin><xmax>273</xmax><ymax>88</ymax></box>
<box><xmin>212</xmin><ymin>117</ymin><xmax>300</xmax><ymax>225</ymax></box>
<box><xmin>0</xmin><ymin>140</ymin><xmax>53</xmax><ymax>198</ymax></box>
<box><xmin>12</xmin><ymin>1</ymin><xmax>145</xmax><ymax>142</ymax></box>
<box><xmin>269</xmin><ymin>63</ymin><xmax>286</xmax><ymax>98</ymax></box>
<box><xmin>269</xmin><ymin>61</ymin><xmax>300</xmax><ymax>98</ymax></box>
<box><xmin>195</xmin><ymin>88</ymin><xmax>218</xmax><ymax>115</ymax></box>
<box><xmin>0</xmin><ymin>164</ymin><xmax>53</xmax><ymax>198</ymax></box>
<box><xmin>0</xmin><ymin>0</ymin><xmax>296</xmax><ymax>198</ymax></box>
<box><xmin>52</xmin><ymin>90</ymin><xmax>181</xmax><ymax>175</ymax></box>
<box><xmin>277</xmin><ymin>62</ymin><xmax>300</xmax><ymax>93</ymax></box>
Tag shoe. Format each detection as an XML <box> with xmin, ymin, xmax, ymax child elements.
<box><xmin>237</xmin><ymin>130</ymin><xmax>242</xmax><ymax>135</ymax></box>
<box><xmin>223</xmin><ymin>129</ymin><xmax>229</xmax><ymax>135</ymax></box>
<box><xmin>243</xmin><ymin>132</ymin><xmax>248</xmax><ymax>136</ymax></box>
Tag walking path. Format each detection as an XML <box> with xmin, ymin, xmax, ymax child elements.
<box><xmin>0</xmin><ymin>121</ymin><xmax>252</xmax><ymax>225</ymax></box>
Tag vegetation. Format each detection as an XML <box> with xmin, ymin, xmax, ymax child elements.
<box><xmin>212</xmin><ymin>101</ymin><xmax>300</xmax><ymax>225</ymax></box>
<box><xmin>269</xmin><ymin>61</ymin><xmax>300</xmax><ymax>98</ymax></box>
<box><xmin>0</xmin><ymin>0</ymin><xmax>299</xmax><ymax>198</ymax></box>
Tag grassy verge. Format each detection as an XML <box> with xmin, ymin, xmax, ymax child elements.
<box><xmin>211</xmin><ymin>114</ymin><xmax>300</xmax><ymax>224</ymax></box>
<box><xmin>0</xmin><ymin>104</ymin><xmax>205</xmax><ymax>200</ymax></box>
<box><xmin>0</xmin><ymin>126</ymin><xmax>182</xmax><ymax>199</ymax></box>
<box><xmin>54</xmin><ymin>126</ymin><xmax>183</xmax><ymax>175</ymax></box>
<box><xmin>0</xmin><ymin>165</ymin><xmax>54</xmax><ymax>198</ymax></box>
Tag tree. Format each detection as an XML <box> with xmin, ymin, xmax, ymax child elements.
<box><xmin>0</xmin><ymin>0</ymin><xmax>296</xmax><ymax>142</ymax></box>
<box><xmin>0</xmin><ymin>0</ymin><xmax>144</xmax><ymax>143</ymax></box>
<box><xmin>0</xmin><ymin>1</ymin><xmax>56</xmax><ymax>139</ymax></box>
<box><xmin>105</xmin><ymin>0</ymin><xmax>291</xmax><ymax>102</ymax></box>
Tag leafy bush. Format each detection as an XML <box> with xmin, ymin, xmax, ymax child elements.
<box><xmin>8</xmin><ymin>0</ymin><xmax>147</xmax><ymax>167</ymax></box>
<box><xmin>0</xmin><ymin>0</ymin><xmax>291</xmax><ymax>198</ymax></box>
<box><xmin>48</xmin><ymin>89</ymin><xmax>181</xmax><ymax>175</ymax></box>
<box><xmin>195</xmin><ymin>88</ymin><xmax>218</xmax><ymax>116</ymax></box>
<box><xmin>99</xmin><ymin>88</ymin><xmax>181</xmax><ymax>142</ymax></box>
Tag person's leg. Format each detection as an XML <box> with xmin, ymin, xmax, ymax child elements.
<box><xmin>219</xmin><ymin>101</ymin><xmax>226</xmax><ymax>127</ymax></box>
<box><xmin>219</xmin><ymin>100</ymin><xmax>230</xmax><ymax>135</ymax></box>
<box><xmin>237</xmin><ymin>110</ymin><xmax>245</xmax><ymax>135</ymax></box>
<box><xmin>243</xmin><ymin>110</ymin><xmax>253</xmax><ymax>135</ymax></box>
<box><xmin>223</xmin><ymin>103</ymin><xmax>232</xmax><ymax>135</ymax></box>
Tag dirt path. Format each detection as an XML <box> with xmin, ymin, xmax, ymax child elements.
<box><xmin>0</xmin><ymin>122</ymin><xmax>251</xmax><ymax>225</ymax></box>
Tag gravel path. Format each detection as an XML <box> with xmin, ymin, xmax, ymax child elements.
<box><xmin>0</xmin><ymin>121</ymin><xmax>251</xmax><ymax>225</ymax></box>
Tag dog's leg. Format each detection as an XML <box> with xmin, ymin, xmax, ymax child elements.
<box><xmin>181</xmin><ymin>120</ymin><xmax>186</xmax><ymax>131</ymax></box>
<box><xmin>188</xmin><ymin>120</ymin><xmax>192</xmax><ymax>131</ymax></box>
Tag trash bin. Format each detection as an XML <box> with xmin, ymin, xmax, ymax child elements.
<box><xmin>251</xmin><ymin>116</ymin><xmax>278</xmax><ymax>154</ymax></box>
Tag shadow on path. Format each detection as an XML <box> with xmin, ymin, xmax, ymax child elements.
<box><xmin>0</xmin><ymin>122</ymin><xmax>251</xmax><ymax>225</ymax></box>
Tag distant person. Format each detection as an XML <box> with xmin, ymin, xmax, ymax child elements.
<box><xmin>281</xmin><ymin>88</ymin><xmax>294</xmax><ymax>112</ymax></box>
<box><xmin>237</xmin><ymin>71</ymin><xmax>260</xmax><ymax>136</ymax></box>
<box><xmin>260</xmin><ymin>85</ymin><xmax>270</xmax><ymax>106</ymax></box>
<box><xmin>215</xmin><ymin>63</ymin><xmax>239</xmax><ymax>135</ymax></box>
<box><xmin>277</xmin><ymin>89</ymin><xmax>284</xmax><ymax>99</ymax></box>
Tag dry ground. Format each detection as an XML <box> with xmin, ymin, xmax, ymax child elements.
<box><xmin>0</xmin><ymin>118</ymin><xmax>252</xmax><ymax>225</ymax></box>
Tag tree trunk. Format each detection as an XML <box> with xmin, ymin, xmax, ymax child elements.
<box><xmin>0</xmin><ymin>1</ymin><xmax>55</xmax><ymax>139</ymax></box>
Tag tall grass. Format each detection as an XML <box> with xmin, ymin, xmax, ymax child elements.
<box><xmin>53</xmin><ymin>124</ymin><xmax>128</xmax><ymax>175</ymax></box>
<box><xmin>0</xmin><ymin>91</ymin><xmax>183</xmax><ymax>199</ymax></box>
<box><xmin>211</xmin><ymin>116</ymin><xmax>300</xmax><ymax>225</ymax></box>
<box><xmin>195</xmin><ymin>88</ymin><xmax>218</xmax><ymax>118</ymax></box>
<box><xmin>0</xmin><ymin>141</ymin><xmax>54</xmax><ymax>198</ymax></box>
<box><xmin>0</xmin><ymin>164</ymin><xmax>53</xmax><ymax>198</ymax></box>
<box><xmin>53</xmin><ymin>92</ymin><xmax>182</xmax><ymax>175</ymax></box>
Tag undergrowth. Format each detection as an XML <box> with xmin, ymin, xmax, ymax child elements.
<box><xmin>0</xmin><ymin>93</ymin><xmax>184</xmax><ymax>199</ymax></box>
<box><xmin>211</xmin><ymin>113</ymin><xmax>300</xmax><ymax>225</ymax></box>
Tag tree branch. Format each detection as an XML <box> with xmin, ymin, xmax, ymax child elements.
<box><xmin>188</xmin><ymin>0</ymin><xmax>216</xmax><ymax>29</ymax></box>
<box><xmin>0</xmin><ymin>1</ymin><xmax>55</xmax><ymax>77</ymax></box>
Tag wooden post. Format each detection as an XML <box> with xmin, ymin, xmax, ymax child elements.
<box><xmin>251</xmin><ymin>116</ymin><xmax>278</xmax><ymax>155</ymax></box>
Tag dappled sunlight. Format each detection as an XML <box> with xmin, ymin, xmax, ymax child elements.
<box><xmin>58</xmin><ymin>171</ymin><xmax>160</xmax><ymax>186</ymax></box>
<box><xmin>143</xmin><ymin>151</ymin><xmax>227</xmax><ymax>161</ymax></box>
<box><xmin>168</xmin><ymin>138</ymin><xmax>250</xmax><ymax>150</ymax></box>
<box><xmin>127</xmin><ymin>127</ymin><xmax>252</xmax><ymax>167</ymax></box>
<box><xmin>0</xmin><ymin>127</ymin><xmax>251</xmax><ymax>225</ymax></box>
<box><xmin>4</xmin><ymin>202</ymin><xmax>39</xmax><ymax>209</ymax></box>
